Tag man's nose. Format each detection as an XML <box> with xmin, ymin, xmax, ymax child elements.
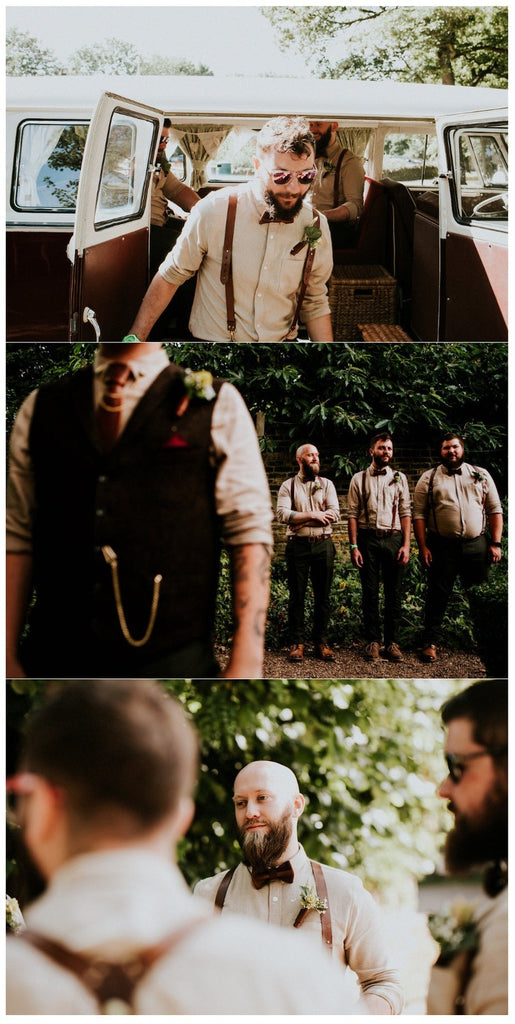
<box><xmin>245</xmin><ymin>801</ymin><xmax>260</xmax><ymax>818</ymax></box>
<box><xmin>437</xmin><ymin>775</ymin><xmax>453</xmax><ymax>799</ymax></box>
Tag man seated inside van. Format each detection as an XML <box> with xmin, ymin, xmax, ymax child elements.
<box><xmin>309</xmin><ymin>120</ymin><xmax>364</xmax><ymax>248</ymax></box>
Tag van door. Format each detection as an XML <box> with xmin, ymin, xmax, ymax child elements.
<box><xmin>69</xmin><ymin>92</ymin><xmax>164</xmax><ymax>340</ymax></box>
<box><xmin>435</xmin><ymin>109</ymin><xmax>508</xmax><ymax>341</ymax></box>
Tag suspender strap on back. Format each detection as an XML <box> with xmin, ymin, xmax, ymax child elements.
<box><xmin>220</xmin><ymin>194</ymin><xmax>238</xmax><ymax>341</ymax></box>
<box><xmin>19</xmin><ymin>918</ymin><xmax>207</xmax><ymax>1012</ymax></box>
<box><xmin>214</xmin><ymin>867</ymin><xmax>236</xmax><ymax>909</ymax></box>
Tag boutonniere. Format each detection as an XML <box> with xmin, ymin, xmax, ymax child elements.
<box><xmin>293</xmin><ymin>884</ymin><xmax>328</xmax><ymax>928</ymax></box>
<box><xmin>6</xmin><ymin>895</ymin><xmax>25</xmax><ymax>933</ymax></box>
<box><xmin>290</xmin><ymin>219</ymin><xmax>323</xmax><ymax>256</ymax></box>
<box><xmin>183</xmin><ymin>368</ymin><xmax>216</xmax><ymax>402</ymax></box>
<box><xmin>472</xmin><ymin>470</ymin><xmax>485</xmax><ymax>483</ymax></box>
<box><xmin>428</xmin><ymin>900</ymin><xmax>478</xmax><ymax>967</ymax></box>
<box><xmin>312</xmin><ymin>480</ymin><xmax>323</xmax><ymax>493</ymax></box>
<box><xmin>389</xmin><ymin>471</ymin><xmax>401</xmax><ymax>485</ymax></box>
<box><xmin>322</xmin><ymin>160</ymin><xmax>335</xmax><ymax>178</ymax></box>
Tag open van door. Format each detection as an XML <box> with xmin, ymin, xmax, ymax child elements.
<box><xmin>69</xmin><ymin>92</ymin><xmax>164</xmax><ymax>340</ymax></box>
<box><xmin>435</xmin><ymin>108</ymin><xmax>508</xmax><ymax>341</ymax></box>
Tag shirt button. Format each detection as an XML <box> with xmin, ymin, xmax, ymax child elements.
<box><xmin>272</xmin><ymin>896</ymin><xmax>279</xmax><ymax>903</ymax></box>
<box><xmin>96</xmin><ymin>509</ymin><xmax>104</xmax><ymax>517</ymax></box>
<box><xmin>257</xmin><ymin>292</ymin><xmax>262</xmax><ymax>298</ymax></box>
<box><xmin>98</xmin><ymin>475</ymin><xmax>107</xmax><ymax>484</ymax></box>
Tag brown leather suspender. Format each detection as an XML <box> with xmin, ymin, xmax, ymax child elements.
<box><xmin>214</xmin><ymin>860</ymin><xmax>332</xmax><ymax>949</ymax></box>
<box><xmin>220</xmin><ymin>194</ymin><xmax>321</xmax><ymax>342</ymax></box>
<box><xmin>333</xmin><ymin>149</ymin><xmax>347</xmax><ymax>208</ymax></box>
<box><xmin>18</xmin><ymin>917</ymin><xmax>208</xmax><ymax>1012</ymax></box>
<box><xmin>220</xmin><ymin>193</ymin><xmax>238</xmax><ymax>341</ymax></box>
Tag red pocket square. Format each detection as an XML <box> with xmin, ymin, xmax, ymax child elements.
<box><xmin>163</xmin><ymin>434</ymin><xmax>189</xmax><ymax>448</ymax></box>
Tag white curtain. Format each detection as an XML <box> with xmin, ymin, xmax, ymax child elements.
<box><xmin>169</xmin><ymin>123</ymin><xmax>233</xmax><ymax>190</ymax></box>
<box><xmin>336</xmin><ymin>127</ymin><xmax>373</xmax><ymax>161</ymax></box>
<box><xmin>17</xmin><ymin>124</ymin><xmax>64</xmax><ymax>207</ymax></box>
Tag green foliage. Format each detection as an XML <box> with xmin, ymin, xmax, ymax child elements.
<box><xmin>262</xmin><ymin>6</ymin><xmax>508</xmax><ymax>87</ymax></box>
<box><xmin>6</xmin><ymin>27</ymin><xmax>65</xmax><ymax>75</ymax></box>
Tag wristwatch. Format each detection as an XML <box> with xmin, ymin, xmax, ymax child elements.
<box><xmin>121</xmin><ymin>334</ymin><xmax>141</xmax><ymax>343</ymax></box>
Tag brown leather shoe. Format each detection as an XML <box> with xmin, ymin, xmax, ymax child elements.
<box><xmin>288</xmin><ymin>644</ymin><xmax>304</xmax><ymax>661</ymax></box>
<box><xmin>421</xmin><ymin>644</ymin><xmax>438</xmax><ymax>662</ymax></box>
<box><xmin>315</xmin><ymin>643</ymin><xmax>335</xmax><ymax>661</ymax></box>
<box><xmin>364</xmin><ymin>641</ymin><xmax>380</xmax><ymax>661</ymax></box>
<box><xmin>385</xmin><ymin>642</ymin><xmax>403</xmax><ymax>662</ymax></box>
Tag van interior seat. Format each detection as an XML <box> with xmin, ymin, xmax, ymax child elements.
<box><xmin>332</xmin><ymin>176</ymin><xmax>388</xmax><ymax>266</ymax></box>
<box><xmin>380</xmin><ymin>177</ymin><xmax>417</xmax><ymax>321</ymax></box>
<box><xmin>414</xmin><ymin>190</ymin><xmax>440</xmax><ymax>220</ymax></box>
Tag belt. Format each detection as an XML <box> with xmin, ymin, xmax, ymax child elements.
<box><xmin>359</xmin><ymin>529</ymin><xmax>400</xmax><ymax>538</ymax></box>
<box><xmin>288</xmin><ymin>534</ymin><xmax>332</xmax><ymax>543</ymax></box>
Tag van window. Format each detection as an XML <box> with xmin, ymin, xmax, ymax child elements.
<box><xmin>95</xmin><ymin>110</ymin><xmax>157</xmax><ymax>227</ymax></box>
<box><xmin>383</xmin><ymin>132</ymin><xmax>439</xmax><ymax>186</ymax></box>
<box><xmin>451</xmin><ymin>129</ymin><xmax>508</xmax><ymax>222</ymax></box>
<box><xmin>168</xmin><ymin>145</ymin><xmax>186</xmax><ymax>181</ymax></box>
<box><xmin>207</xmin><ymin>129</ymin><xmax>257</xmax><ymax>182</ymax></box>
<box><xmin>12</xmin><ymin>120</ymin><xmax>88</xmax><ymax>212</ymax></box>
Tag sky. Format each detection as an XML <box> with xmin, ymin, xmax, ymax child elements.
<box><xmin>6</xmin><ymin>4</ymin><xmax>313</xmax><ymax>77</ymax></box>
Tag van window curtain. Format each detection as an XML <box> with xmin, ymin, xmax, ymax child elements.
<box><xmin>17</xmin><ymin>124</ymin><xmax>64</xmax><ymax>207</ymax></box>
<box><xmin>168</xmin><ymin>124</ymin><xmax>233</xmax><ymax>190</ymax></box>
<box><xmin>336</xmin><ymin>128</ymin><xmax>373</xmax><ymax>160</ymax></box>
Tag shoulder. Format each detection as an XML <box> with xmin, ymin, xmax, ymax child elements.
<box><xmin>193</xmin><ymin>868</ymin><xmax>235</xmax><ymax>903</ymax></box>
<box><xmin>315</xmin><ymin>860</ymin><xmax>367</xmax><ymax>898</ymax></box>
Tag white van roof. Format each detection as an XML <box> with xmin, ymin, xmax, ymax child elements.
<box><xmin>6</xmin><ymin>74</ymin><xmax>507</xmax><ymax>125</ymax></box>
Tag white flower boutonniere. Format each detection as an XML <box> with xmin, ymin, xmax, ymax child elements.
<box><xmin>312</xmin><ymin>480</ymin><xmax>323</xmax><ymax>493</ymax></box>
<box><xmin>472</xmin><ymin>469</ymin><xmax>485</xmax><ymax>483</ymax></box>
<box><xmin>322</xmin><ymin>160</ymin><xmax>335</xmax><ymax>178</ymax></box>
<box><xmin>183</xmin><ymin>369</ymin><xmax>215</xmax><ymax>402</ymax></box>
<box><xmin>293</xmin><ymin>884</ymin><xmax>328</xmax><ymax>928</ymax></box>
<box><xmin>6</xmin><ymin>894</ymin><xmax>25</xmax><ymax>933</ymax></box>
<box><xmin>428</xmin><ymin>900</ymin><xmax>478</xmax><ymax>966</ymax></box>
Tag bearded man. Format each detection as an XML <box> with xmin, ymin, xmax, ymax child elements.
<box><xmin>276</xmin><ymin>443</ymin><xmax>340</xmax><ymax>662</ymax></box>
<box><xmin>427</xmin><ymin>679</ymin><xmax>507</xmax><ymax>1015</ymax></box>
<box><xmin>126</xmin><ymin>117</ymin><xmax>333</xmax><ymax>342</ymax></box>
<box><xmin>309</xmin><ymin>119</ymin><xmax>365</xmax><ymax>247</ymax></box>
<box><xmin>194</xmin><ymin>760</ymin><xmax>403</xmax><ymax>1015</ymax></box>
<box><xmin>413</xmin><ymin>433</ymin><xmax>503</xmax><ymax>663</ymax></box>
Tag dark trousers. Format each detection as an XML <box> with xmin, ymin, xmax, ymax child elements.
<box><xmin>22</xmin><ymin>634</ymin><xmax>219</xmax><ymax>680</ymax></box>
<box><xmin>357</xmin><ymin>530</ymin><xmax>406</xmax><ymax>645</ymax></box>
<box><xmin>285</xmin><ymin>536</ymin><xmax>335</xmax><ymax>643</ymax></box>
<box><xmin>423</xmin><ymin>532</ymin><xmax>490</xmax><ymax>644</ymax></box>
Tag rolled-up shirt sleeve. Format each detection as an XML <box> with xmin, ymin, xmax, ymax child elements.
<box><xmin>6</xmin><ymin>390</ymin><xmax>38</xmax><ymax>554</ymax></box>
<box><xmin>347</xmin><ymin>473</ymin><xmax>362</xmax><ymax>521</ymax></box>
<box><xmin>159</xmin><ymin>197</ymin><xmax>208</xmax><ymax>285</ymax></box>
<box><xmin>345</xmin><ymin>883</ymin><xmax>404</xmax><ymax>1013</ymax></box>
<box><xmin>398</xmin><ymin>474</ymin><xmax>412</xmax><ymax>519</ymax></box>
<box><xmin>276</xmin><ymin>478</ymin><xmax>294</xmax><ymax>524</ymax></box>
<box><xmin>413</xmin><ymin>472</ymin><xmax>430</xmax><ymax>521</ymax></box>
<box><xmin>301</xmin><ymin>214</ymin><xmax>333</xmax><ymax>324</ymax></box>
<box><xmin>341</xmin><ymin>155</ymin><xmax>365</xmax><ymax>221</ymax></box>
<box><xmin>483</xmin><ymin>470</ymin><xmax>502</xmax><ymax>515</ymax></box>
<box><xmin>211</xmin><ymin>382</ymin><xmax>273</xmax><ymax>548</ymax></box>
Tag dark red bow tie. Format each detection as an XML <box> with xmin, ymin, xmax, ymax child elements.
<box><xmin>251</xmin><ymin>861</ymin><xmax>294</xmax><ymax>889</ymax></box>
<box><xmin>259</xmin><ymin>210</ymin><xmax>294</xmax><ymax>225</ymax></box>
<box><xmin>445</xmin><ymin>467</ymin><xmax>462</xmax><ymax>475</ymax></box>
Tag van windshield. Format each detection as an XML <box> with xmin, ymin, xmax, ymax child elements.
<box><xmin>13</xmin><ymin>120</ymin><xmax>88</xmax><ymax>212</ymax></box>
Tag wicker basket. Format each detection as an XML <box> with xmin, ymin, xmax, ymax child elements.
<box><xmin>358</xmin><ymin>323</ymin><xmax>411</xmax><ymax>342</ymax></box>
<box><xmin>328</xmin><ymin>265</ymin><xmax>397</xmax><ymax>340</ymax></box>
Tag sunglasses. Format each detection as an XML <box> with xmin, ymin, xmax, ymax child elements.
<box><xmin>263</xmin><ymin>165</ymin><xmax>317</xmax><ymax>186</ymax></box>
<box><xmin>445</xmin><ymin>745</ymin><xmax>507</xmax><ymax>783</ymax></box>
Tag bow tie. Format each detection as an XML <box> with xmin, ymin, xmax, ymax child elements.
<box><xmin>445</xmin><ymin>467</ymin><xmax>462</xmax><ymax>475</ymax></box>
<box><xmin>259</xmin><ymin>210</ymin><xmax>295</xmax><ymax>225</ymax></box>
<box><xmin>372</xmin><ymin>469</ymin><xmax>387</xmax><ymax>476</ymax></box>
<box><xmin>251</xmin><ymin>861</ymin><xmax>294</xmax><ymax>889</ymax></box>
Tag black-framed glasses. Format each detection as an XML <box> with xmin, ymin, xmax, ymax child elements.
<box><xmin>445</xmin><ymin>746</ymin><xmax>507</xmax><ymax>783</ymax></box>
<box><xmin>263</xmin><ymin>164</ymin><xmax>317</xmax><ymax>186</ymax></box>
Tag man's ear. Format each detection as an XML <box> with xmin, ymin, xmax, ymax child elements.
<box><xmin>292</xmin><ymin>793</ymin><xmax>306</xmax><ymax>819</ymax></box>
<box><xmin>174</xmin><ymin>795</ymin><xmax>195</xmax><ymax>838</ymax></box>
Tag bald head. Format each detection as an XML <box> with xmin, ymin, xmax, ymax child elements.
<box><xmin>233</xmin><ymin>761</ymin><xmax>305</xmax><ymax>866</ymax></box>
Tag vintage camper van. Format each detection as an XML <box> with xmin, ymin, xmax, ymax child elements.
<box><xmin>6</xmin><ymin>75</ymin><xmax>508</xmax><ymax>341</ymax></box>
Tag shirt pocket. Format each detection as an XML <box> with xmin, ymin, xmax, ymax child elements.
<box><xmin>278</xmin><ymin>254</ymin><xmax>305</xmax><ymax>300</ymax></box>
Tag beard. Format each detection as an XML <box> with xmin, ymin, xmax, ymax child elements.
<box><xmin>443</xmin><ymin>778</ymin><xmax>508</xmax><ymax>875</ymax></box>
<box><xmin>300</xmin><ymin>458</ymin><xmax>319</xmax><ymax>480</ymax></box>
<box><xmin>237</xmin><ymin>806</ymin><xmax>294</xmax><ymax>870</ymax></box>
<box><xmin>372</xmin><ymin>454</ymin><xmax>390</xmax><ymax>468</ymax></box>
<box><xmin>441</xmin><ymin>453</ymin><xmax>465</xmax><ymax>469</ymax></box>
<box><xmin>315</xmin><ymin>126</ymin><xmax>333</xmax><ymax>157</ymax></box>
<box><xmin>264</xmin><ymin>189</ymin><xmax>304</xmax><ymax>222</ymax></box>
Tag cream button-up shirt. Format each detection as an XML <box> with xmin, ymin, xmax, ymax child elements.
<box><xmin>413</xmin><ymin>462</ymin><xmax>502</xmax><ymax>539</ymax></box>
<box><xmin>195</xmin><ymin>844</ymin><xmax>403</xmax><ymax>1013</ymax></box>
<box><xmin>6</xmin><ymin>347</ymin><xmax>273</xmax><ymax>553</ymax></box>
<box><xmin>277</xmin><ymin>472</ymin><xmax>340</xmax><ymax>538</ymax></box>
<box><xmin>7</xmin><ymin>848</ymin><xmax>356</xmax><ymax>1015</ymax></box>
<box><xmin>347</xmin><ymin>464</ymin><xmax>411</xmax><ymax>532</ymax></box>
<box><xmin>311</xmin><ymin>138</ymin><xmax>365</xmax><ymax>222</ymax></box>
<box><xmin>159</xmin><ymin>178</ymin><xmax>333</xmax><ymax>342</ymax></box>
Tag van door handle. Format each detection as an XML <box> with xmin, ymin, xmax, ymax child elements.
<box><xmin>83</xmin><ymin>306</ymin><xmax>101</xmax><ymax>342</ymax></box>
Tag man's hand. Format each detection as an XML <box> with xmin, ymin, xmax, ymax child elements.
<box><xmin>489</xmin><ymin>543</ymin><xmax>502</xmax><ymax>564</ymax></box>
<box><xmin>351</xmin><ymin>547</ymin><xmax>363</xmax><ymax>568</ymax></box>
<box><xmin>220</xmin><ymin>543</ymin><xmax>270</xmax><ymax>679</ymax></box>
<box><xmin>128</xmin><ymin>273</ymin><xmax>178</xmax><ymax>342</ymax></box>
<box><xmin>397</xmin><ymin>543</ymin><xmax>411</xmax><ymax>565</ymax></box>
<box><xmin>418</xmin><ymin>544</ymin><xmax>432</xmax><ymax>569</ymax></box>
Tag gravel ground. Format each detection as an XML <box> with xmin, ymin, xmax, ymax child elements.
<box><xmin>217</xmin><ymin>643</ymin><xmax>487</xmax><ymax>679</ymax></box>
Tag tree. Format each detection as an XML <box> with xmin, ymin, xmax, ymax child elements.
<box><xmin>6</xmin><ymin>27</ymin><xmax>65</xmax><ymax>76</ymax></box>
<box><xmin>139</xmin><ymin>55</ymin><xmax>213</xmax><ymax>76</ymax></box>
<box><xmin>68</xmin><ymin>37</ymin><xmax>141</xmax><ymax>75</ymax></box>
<box><xmin>261</xmin><ymin>6</ymin><xmax>508</xmax><ymax>87</ymax></box>
<box><xmin>7</xmin><ymin>677</ymin><xmax>468</xmax><ymax>901</ymax></box>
